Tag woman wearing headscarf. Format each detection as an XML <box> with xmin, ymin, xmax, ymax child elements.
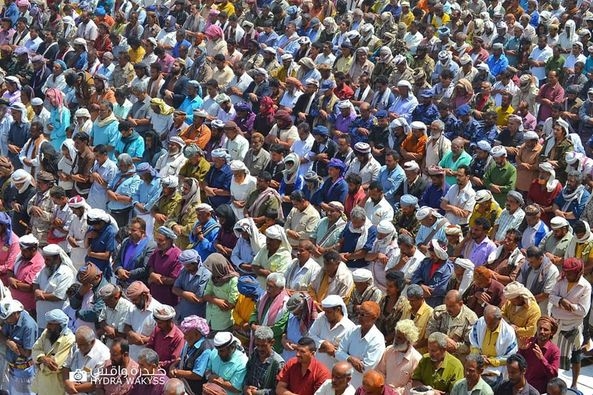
<box><xmin>230</xmin><ymin>160</ymin><xmax>256</xmax><ymax>221</ymax></box>
<box><xmin>203</xmin><ymin>253</ymin><xmax>239</xmax><ymax>332</ymax></box>
<box><xmin>214</xmin><ymin>204</ymin><xmax>238</xmax><ymax>259</ymax></box>
<box><xmin>205</xmin><ymin>24</ymin><xmax>228</xmax><ymax>58</ymax></box>
<box><xmin>279</xmin><ymin>153</ymin><xmax>304</xmax><ymax>215</ymax></box>
<box><xmin>0</xmin><ymin>213</ymin><xmax>20</xmax><ymax>284</ymax></box>
<box><xmin>45</xmin><ymin>88</ymin><xmax>71</xmax><ymax>151</ymax></box>
<box><xmin>106</xmin><ymin>154</ymin><xmax>142</xmax><ymax>228</ymax></box>
<box><xmin>541</xmin><ymin>119</ymin><xmax>574</xmax><ymax>184</ymax></box>
<box><xmin>5</xmin><ymin>169</ymin><xmax>36</xmax><ymax>236</ymax></box>
<box><xmin>365</xmin><ymin>220</ymin><xmax>400</xmax><ymax>291</ymax></box>
<box><xmin>281</xmin><ymin>292</ymin><xmax>317</xmax><ymax>360</ymax></box>
<box><xmin>167</xmin><ymin>177</ymin><xmax>201</xmax><ymax>249</ymax></box>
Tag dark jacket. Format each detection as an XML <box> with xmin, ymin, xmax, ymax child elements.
<box><xmin>113</xmin><ymin>236</ymin><xmax>157</xmax><ymax>287</ymax></box>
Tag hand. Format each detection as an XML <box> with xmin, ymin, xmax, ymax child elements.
<box><xmin>446</xmin><ymin>337</ymin><xmax>458</xmax><ymax>352</ymax></box>
<box><xmin>68</xmin><ymin>236</ymin><xmax>79</xmax><ymax>248</ymax></box>
<box><xmin>117</xmin><ymin>269</ymin><xmax>130</xmax><ymax>280</ymax></box>
<box><xmin>23</xmin><ymin>158</ymin><xmax>32</xmax><ymax>166</ymax></box>
<box><xmin>11</xmin><ymin>202</ymin><xmax>21</xmax><ymax>212</ymax></box>
<box><xmin>7</xmin><ymin>277</ymin><xmax>18</xmax><ymax>288</ymax></box>
<box><xmin>91</xmin><ymin>172</ymin><xmax>106</xmax><ymax>186</ymax></box>
<box><xmin>149</xmin><ymin>272</ymin><xmax>164</xmax><ymax>285</ymax></box>
<box><xmin>377</xmin><ymin>253</ymin><xmax>389</xmax><ymax>264</ymax></box>
<box><xmin>477</xmin><ymin>291</ymin><xmax>492</xmax><ymax>304</ymax></box>
<box><xmin>154</xmin><ymin>213</ymin><xmax>168</xmax><ymax>223</ymax></box>
<box><xmin>5</xmin><ymin>339</ymin><xmax>18</xmax><ymax>354</ymax></box>
<box><xmin>103</xmin><ymin>325</ymin><xmax>116</xmax><ymax>338</ymax></box>
<box><xmin>214</xmin><ymin>298</ymin><xmax>231</xmax><ymax>310</ymax></box>
<box><xmin>348</xmin><ymin>356</ymin><xmax>364</xmax><ymax>372</ymax></box>
<box><xmin>107</xmin><ymin>190</ymin><xmax>118</xmax><ymax>201</ymax></box>
<box><xmin>34</xmin><ymin>289</ymin><xmax>45</xmax><ymax>300</ymax></box>
<box><xmin>127</xmin><ymin>331</ymin><xmax>144</xmax><ymax>345</ymax></box>
<box><xmin>532</xmin><ymin>343</ymin><xmax>545</xmax><ymax>360</ymax></box>
<box><xmin>183</xmin><ymin>291</ymin><xmax>201</xmax><ymax>304</ymax></box>
<box><xmin>489</xmin><ymin>185</ymin><xmax>501</xmax><ymax>194</ymax></box>
<box><xmin>321</xmin><ymin>340</ymin><xmax>336</xmax><ymax>355</ymax></box>
<box><xmin>8</xmin><ymin>144</ymin><xmax>20</xmax><ymax>154</ymax></box>
<box><xmin>64</xmin><ymin>380</ymin><xmax>78</xmax><ymax>394</ymax></box>
<box><xmin>42</xmin><ymin>356</ymin><xmax>59</xmax><ymax>371</ymax></box>
<box><xmin>53</xmin><ymin>218</ymin><xmax>64</xmax><ymax>227</ymax></box>
<box><xmin>30</xmin><ymin>206</ymin><xmax>44</xmax><ymax>217</ymax></box>
<box><xmin>420</xmin><ymin>284</ymin><xmax>432</xmax><ymax>297</ymax></box>
<box><xmin>559</xmin><ymin>298</ymin><xmax>574</xmax><ymax>311</ymax></box>
<box><xmin>86</xmin><ymin>230</ymin><xmax>99</xmax><ymax>240</ymax></box>
<box><xmin>246</xmin><ymin>386</ymin><xmax>258</xmax><ymax>395</ymax></box>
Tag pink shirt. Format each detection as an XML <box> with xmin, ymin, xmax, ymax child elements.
<box><xmin>147</xmin><ymin>324</ymin><xmax>185</xmax><ymax>371</ymax></box>
<box><xmin>11</xmin><ymin>252</ymin><xmax>45</xmax><ymax>311</ymax></box>
<box><xmin>0</xmin><ymin>232</ymin><xmax>20</xmax><ymax>282</ymax></box>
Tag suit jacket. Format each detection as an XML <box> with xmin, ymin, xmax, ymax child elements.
<box><xmin>160</xmin><ymin>75</ymin><xmax>189</xmax><ymax>108</ymax></box>
<box><xmin>113</xmin><ymin>236</ymin><xmax>157</xmax><ymax>287</ymax></box>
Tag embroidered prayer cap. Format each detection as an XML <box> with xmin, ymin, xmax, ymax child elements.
<box><xmin>490</xmin><ymin>145</ymin><xmax>507</xmax><ymax>158</ymax></box>
<box><xmin>475</xmin><ymin>189</ymin><xmax>493</xmax><ymax>204</ymax></box>
<box><xmin>0</xmin><ymin>299</ymin><xmax>23</xmax><ymax>320</ymax></box>
<box><xmin>213</xmin><ymin>331</ymin><xmax>234</xmax><ymax>348</ymax></box>
<box><xmin>157</xmin><ymin>226</ymin><xmax>177</xmax><ymax>240</ymax></box>
<box><xmin>153</xmin><ymin>305</ymin><xmax>176</xmax><ymax>321</ymax></box>
<box><xmin>550</xmin><ymin>216</ymin><xmax>570</xmax><ymax>229</ymax></box>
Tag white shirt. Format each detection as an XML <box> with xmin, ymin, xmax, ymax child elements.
<box><xmin>98</xmin><ymin>297</ymin><xmax>133</xmax><ymax>347</ymax></box>
<box><xmin>291</xmin><ymin>134</ymin><xmax>315</xmax><ymax>175</ymax></box>
<box><xmin>364</xmin><ymin>197</ymin><xmax>394</xmax><ymax>226</ymax></box>
<box><xmin>227</xmin><ymin>73</ymin><xmax>253</xmax><ymax>104</ymax></box>
<box><xmin>563</xmin><ymin>53</ymin><xmax>587</xmax><ymax>71</ymax></box>
<box><xmin>155</xmin><ymin>152</ymin><xmax>187</xmax><ymax>177</ymax></box>
<box><xmin>307</xmin><ymin>313</ymin><xmax>356</xmax><ymax>369</ymax></box>
<box><xmin>65</xmin><ymin>339</ymin><xmax>111</xmax><ymax>394</ymax></box>
<box><xmin>34</xmin><ymin>264</ymin><xmax>75</xmax><ymax>329</ymax></box>
<box><xmin>217</xmin><ymin>107</ymin><xmax>237</xmax><ymax>123</ymax></box>
<box><xmin>396</xmin><ymin>248</ymin><xmax>425</xmax><ymax>280</ymax></box>
<box><xmin>404</xmin><ymin>31</ymin><xmax>423</xmax><ymax>54</ymax></box>
<box><xmin>315</xmin><ymin>380</ymin><xmax>356</xmax><ymax>395</ymax></box>
<box><xmin>529</xmin><ymin>45</ymin><xmax>553</xmax><ymax>81</ymax></box>
<box><xmin>76</xmin><ymin>20</ymin><xmax>98</xmax><ymax>41</ymax></box>
<box><xmin>285</xmin><ymin>258</ymin><xmax>321</xmax><ymax>291</ymax></box>
<box><xmin>442</xmin><ymin>182</ymin><xmax>476</xmax><ymax>225</ymax></box>
<box><xmin>226</xmin><ymin>134</ymin><xmax>249</xmax><ymax>161</ymax></box>
<box><xmin>315</xmin><ymin>53</ymin><xmax>336</xmax><ymax>66</ymax></box>
<box><xmin>346</xmin><ymin>157</ymin><xmax>381</xmax><ymax>185</ymax></box>
<box><xmin>124</xmin><ymin>296</ymin><xmax>163</xmax><ymax>360</ymax></box>
<box><xmin>335</xmin><ymin>325</ymin><xmax>386</xmax><ymax>388</ymax></box>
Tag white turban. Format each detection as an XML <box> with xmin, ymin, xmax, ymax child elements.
<box><xmin>377</xmin><ymin>220</ymin><xmax>395</xmax><ymax>234</ymax></box>
<box><xmin>352</xmin><ymin>268</ymin><xmax>373</xmax><ymax>283</ymax></box>
<box><xmin>431</xmin><ymin>239</ymin><xmax>448</xmax><ymax>260</ymax></box>
<box><xmin>321</xmin><ymin>294</ymin><xmax>348</xmax><ymax>317</ymax></box>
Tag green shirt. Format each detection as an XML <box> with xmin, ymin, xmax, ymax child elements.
<box><xmin>483</xmin><ymin>161</ymin><xmax>517</xmax><ymax>206</ymax></box>
<box><xmin>439</xmin><ymin>150</ymin><xmax>472</xmax><ymax>186</ymax></box>
<box><xmin>205</xmin><ymin>276</ymin><xmax>239</xmax><ymax>331</ymax></box>
<box><xmin>450</xmin><ymin>377</ymin><xmax>494</xmax><ymax>395</ymax></box>
<box><xmin>412</xmin><ymin>352</ymin><xmax>465</xmax><ymax>393</ymax></box>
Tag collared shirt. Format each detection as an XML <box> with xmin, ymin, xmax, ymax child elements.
<box><xmin>518</xmin><ymin>338</ymin><xmax>560</xmax><ymax>394</ymax></box>
<box><xmin>174</xmin><ymin>266</ymin><xmax>211</xmax><ymax>318</ymax></box>
<box><xmin>335</xmin><ymin>325</ymin><xmax>386</xmax><ymax>388</ymax></box>
<box><xmin>463</xmin><ymin>237</ymin><xmax>497</xmax><ymax>267</ymax></box>
<box><xmin>345</xmin><ymin>157</ymin><xmax>381</xmax><ymax>185</ymax></box>
<box><xmin>376</xmin><ymin>345</ymin><xmax>422</xmax><ymax>393</ymax></box>
<box><xmin>316</xmin><ymin>380</ymin><xmax>356</xmax><ymax>395</ymax></box>
<box><xmin>245</xmin><ymin>350</ymin><xmax>285</xmax><ymax>394</ymax></box>
<box><xmin>94</xmin><ymin>360</ymin><xmax>140</xmax><ymax>395</ymax></box>
<box><xmin>494</xmin><ymin>381</ymin><xmax>540</xmax><ymax>395</ymax></box>
<box><xmin>442</xmin><ymin>182</ymin><xmax>476</xmax><ymax>225</ymax></box>
<box><xmin>388</xmin><ymin>94</ymin><xmax>418</xmax><ymax>124</ymax></box>
<box><xmin>364</xmin><ymin>197</ymin><xmax>394</xmax><ymax>226</ymax></box>
<box><xmin>205</xmin><ymin>276</ymin><xmax>239</xmax><ymax>331</ymax></box>
<box><xmin>208</xmin><ymin>349</ymin><xmax>249</xmax><ymax>394</ymax></box>
<box><xmin>124</xmin><ymin>296</ymin><xmax>163</xmax><ymax>360</ymax></box>
<box><xmin>284</xmin><ymin>204</ymin><xmax>321</xmax><ymax>247</ymax></box>
<box><xmin>11</xmin><ymin>253</ymin><xmax>45</xmax><ymax>312</ymax></box>
<box><xmin>98</xmin><ymin>297</ymin><xmax>133</xmax><ymax>347</ymax></box>
<box><xmin>501</xmin><ymin>299</ymin><xmax>541</xmax><ymax>339</ymax></box>
<box><xmin>88</xmin><ymin>159</ymin><xmax>118</xmax><ymax>211</ymax></box>
<box><xmin>450</xmin><ymin>378</ymin><xmax>494</xmax><ymax>395</ymax></box>
<box><xmin>420</xmin><ymin>183</ymin><xmax>449</xmax><ymax>211</ymax></box>
<box><xmin>401</xmin><ymin>302</ymin><xmax>433</xmax><ymax>353</ymax></box>
<box><xmin>147</xmin><ymin>325</ymin><xmax>185</xmax><ymax>371</ymax></box>
<box><xmin>494</xmin><ymin>208</ymin><xmax>526</xmax><ymax>242</ymax></box>
<box><xmin>147</xmin><ymin>246</ymin><xmax>182</xmax><ymax>306</ymax></box>
<box><xmin>277</xmin><ymin>357</ymin><xmax>330</xmax><ymax>395</ymax></box>
<box><xmin>550</xmin><ymin>276</ymin><xmax>592</xmax><ymax>330</ymax></box>
<box><xmin>412</xmin><ymin>352</ymin><xmax>464</xmax><ymax>393</ymax></box>
<box><xmin>427</xmin><ymin>305</ymin><xmax>478</xmax><ymax>357</ymax></box>
<box><xmin>522</xmin><ymin>221</ymin><xmax>549</xmax><ymax>249</ymax></box>
<box><xmin>2</xmin><ymin>310</ymin><xmax>37</xmax><ymax>364</ymax></box>
<box><xmin>483</xmin><ymin>161</ymin><xmax>517</xmax><ymax>206</ymax></box>
<box><xmin>34</xmin><ymin>264</ymin><xmax>75</xmax><ymax>329</ymax></box>
<box><xmin>65</xmin><ymin>339</ymin><xmax>111</xmax><ymax>395</ymax></box>
<box><xmin>285</xmin><ymin>258</ymin><xmax>321</xmax><ymax>291</ymax></box>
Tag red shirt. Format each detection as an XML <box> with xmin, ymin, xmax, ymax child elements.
<box><xmin>345</xmin><ymin>187</ymin><xmax>367</xmax><ymax>218</ymax></box>
<box><xmin>518</xmin><ymin>338</ymin><xmax>560</xmax><ymax>394</ymax></box>
<box><xmin>277</xmin><ymin>357</ymin><xmax>331</xmax><ymax>395</ymax></box>
<box><xmin>146</xmin><ymin>324</ymin><xmax>185</xmax><ymax>371</ymax></box>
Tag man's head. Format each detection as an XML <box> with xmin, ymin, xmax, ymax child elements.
<box><xmin>471</xmin><ymin>217</ymin><xmax>491</xmax><ymax>242</ymax></box>
<box><xmin>484</xmin><ymin>305</ymin><xmax>503</xmax><ymax>331</ymax></box>
<box><xmin>295</xmin><ymin>336</ymin><xmax>317</xmax><ymax>365</ymax></box>
<box><xmin>393</xmin><ymin>319</ymin><xmax>419</xmax><ymax>352</ymax></box>
<box><xmin>406</xmin><ymin>284</ymin><xmax>425</xmax><ymax>312</ymax></box>
<box><xmin>45</xmin><ymin>309</ymin><xmax>69</xmax><ymax>343</ymax></box>
<box><xmin>361</xmin><ymin>370</ymin><xmax>386</xmax><ymax>395</ymax></box>
<box><xmin>138</xmin><ymin>348</ymin><xmax>160</xmax><ymax>375</ymax></box>
<box><xmin>546</xmin><ymin>377</ymin><xmax>568</xmax><ymax>395</ymax></box>
<box><xmin>331</xmin><ymin>361</ymin><xmax>353</xmax><ymax>392</ymax></box>
<box><xmin>464</xmin><ymin>354</ymin><xmax>485</xmax><ymax>385</ymax></box>
<box><xmin>253</xmin><ymin>326</ymin><xmax>275</xmax><ymax>359</ymax></box>
<box><xmin>75</xmin><ymin>326</ymin><xmax>96</xmax><ymax>356</ymax></box>
<box><xmin>536</xmin><ymin>316</ymin><xmax>558</xmax><ymax>345</ymax></box>
<box><xmin>323</xmin><ymin>250</ymin><xmax>341</xmax><ymax>277</ymax></box>
<box><xmin>109</xmin><ymin>338</ymin><xmax>130</xmax><ymax>367</ymax></box>
<box><xmin>506</xmin><ymin>353</ymin><xmax>528</xmax><ymax>385</ymax></box>
<box><xmin>427</xmin><ymin>332</ymin><xmax>448</xmax><ymax>363</ymax></box>
<box><xmin>265</xmin><ymin>273</ymin><xmax>285</xmax><ymax>298</ymax></box>
<box><xmin>444</xmin><ymin>290</ymin><xmax>463</xmax><ymax>317</ymax></box>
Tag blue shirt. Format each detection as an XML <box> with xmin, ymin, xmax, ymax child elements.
<box><xmin>412</xmin><ymin>103</ymin><xmax>440</xmax><ymax>125</ymax></box>
<box><xmin>49</xmin><ymin>107</ymin><xmax>71</xmax><ymax>151</ymax></box>
<box><xmin>486</xmin><ymin>54</ymin><xmax>509</xmax><ymax>78</ymax></box>
<box><xmin>87</xmin><ymin>159</ymin><xmax>118</xmax><ymax>211</ymax></box>
<box><xmin>554</xmin><ymin>188</ymin><xmax>591</xmax><ymax>227</ymax></box>
<box><xmin>181</xmin><ymin>338</ymin><xmax>213</xmax><ymax>377</ymax></box>
<box><xmin>314</xmin><ymin>177</ymin><xmax>348</xmax><ymax>206</ymax></box>
<box><xmin>420</xmin><ymin>183</ymin><xmax>450</xmax><ymax>212</ymax></box>
<box><xmin>410</xmin><ymin>258</ymin><xmax>454</xmax><ymax>307</ymax></box>
<box><xmin>179</xmin><ymin>96</ymin><xmax>204</xmax><ymax>124</ymax></box>
<box><xmin>115</xmin><ymin>135</ymin><xmax>145</xmax><ymax>159</ymax></box>
<box><xmin>132</xmin><ymin>177</ymin><xmax>162</xmax><ymax>211</ymax></box>
<box><xmin>472</xmin><ymin>124</ymin><xmax>499</xmax><ymax>146</ymax></box>
<box><xmin>349</xmin><ymin>116</ymin><xmax>375</xmax><ymax>145</ymax></box>
<box><xmin>4</xmin><ymin>3</ymin><xmax>18</xmax><ymax>26</ymax></box>
<box><xmin>107</xmin><ymin>173</ymin><xmax>142</xmax><ymax>211</ymax></box>
<box><xmin>174</xmin><ymin>266</ymin><xmax>211</xmax><ymax>318</ymax></box>
<box><xmin>172</xmin><ymin>39</ymin><xmax>192</xmax><ymax>57</ymax></box>
<box><xmin>208</xmin><ymin>348</ymin><xmax>249</xmax><ymax>395</ymax></box>
<box><xmin>91</xmin><ymin>118</ymin><xmax>120</xmax><ymax>160</ymax></box>
<box><xmin>205</xmin><ymin>164</ymin><xmax>232</xmax><ymax>208</ymax></box>
<box><xmin>189</xmin><ymin>218</ymin><xmax>220</xmax><ymax>261</ymax></box>
<box><xmin>86</xmin><ymin>223</ymin><xmax>117</xmax><ymax>276</ymax></box>
<box><xmin>2</xmin><ymin>310</ymin><xmax>37</xmax><ymax>364</ymax></box>
<box><xmin>377</xmin><ymin>165</ymin><xmax>405</xmax><ymax>206</ymax></box>
<box><xmin>340</xmin><ymin>224</ymin><xmax>377</xmax><ymax>268</ymax></box>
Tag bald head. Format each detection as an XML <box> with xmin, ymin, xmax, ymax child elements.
<box><xmin>163</xmin><ymin>378</ymin><xmax>185</xmax><ymax>395</ymax></box>
<box><xmin>331</xmin><ymin>361</ymin><xmax>353</xmax><ymax>391</ymax></box>
<box><xmin>444</xmin><ymin>289</ymin><xmax>463</xmax><ymax>317</ymax></box>
<box><xmin>333</xmin><ymin>361</ymin><xmax>354</xmax><ymax>376</ymax></box>
<box><xmin>484</xmin><ymin>305</ymin><xmax>502</xmax><ymax>331</ymax></box>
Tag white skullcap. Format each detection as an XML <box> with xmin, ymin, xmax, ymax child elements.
<box><xmin>415</xmin><ymin>206</ymin><xmax>433</xmax><ymax>220</ymax></box>
<box><xmin>476</xmin><ymin>140</ymin><xmax>492</xmax><ymax>152</ymax></box>
<box><xmin>87</xmin><ymin>208</ymin><xmax>111</xmax><ymax>223</ymax></box>
<box><xmin>566</xmin><ymin>151</ymin><xmax>580</xmax><ymax>165</ymax></box>
<box><xmin>445</xmin><ymin>224</ymin><xmax>462</xmax><ymax>236</ymax></box>
<box><xmin>230</xmin><ymin>160</ymin><xmax>248</xmax><ymax>172</ymax></box>
<box><xmin>377</xmin><ymin>220</ymin><xmax>395</xmax><ymax>234</ymax></box>
<box><xmin>321</xmin><ymin>295</ymin><xmax>347</xmax><ymax>315</ymax></box>
<box><xmin>523</xmin><ymin>131</ymin><xmax>538</xmax><ymax>140</ymax></box>
<box><xmin>550</xmin><ymin>216</ymin><xmax>569</xmax><ymax>229</ymax></box>
<box><xmin>352</xmin><ymin>268</ymin><xmax>373</xmax><ymax>283</ymax></box>
<box><xmin>410</xmin><ymin>121</ymin><xmax>427</xmax><ymax>131</ymax></box>
<box><xmin>19</xmin><ymin>234</ymin><xmax>39</xmax><ymax>247</ymax></box>
<box><xmin>397</xmin><ymin>80</ymin><xmax>412</xmax><ymax>89</ymax></box>
<box><xmin>454</xmin><ymin>258</ymin><xmax>474</xmax><ymax>271</ymax></box>
<box><xmin>403</xmin><ymin>161</ymin><xmax>420</xmax><ymax>172</ymax></box>
<box><xmin>490</xmin><ymin>145</ymin><xmax>507</xmax><ymax>157</ymax></box>
<box><xmin>153</xmin><ymin>305</ymin><xmax>176</xmax><ymax>321</ymax></box>
<box><xmin>539</xmin><ymin>162</ymin><xmax>555</xmax><ymax>173</ymax></box>
<box><xmin>431</xmin><ymin>239</ymin><xmax>449</xmax><ymax>260</ymax></box>
<box><xmin>265</xmin><ymin>225</ymin><xmax>284</xmax><ymax>240</ymax></box>
<box><xmin>475</xmin><ymin>189</ymin><xmax>493</xmax><ymax>204</ymax></box>
<box><xmin>42</xmin><ymin>244</ymin><xmax>63</xmax><ymax>256</ymax></box>
<box><xmin>213</xmin><ymin>331</ymin><xmax>234</xmax><ymax>348</ymax></box>
<box><xmin>0</xmin><ymin>299</ymin><xmax>23</xmax><ymax>320</ymax></box>
<box><xmin>196</xmin><ymin>203</ymin><xmax>214</xmax><ymax>212</ymax></box>
<box><xmin>161</xmin><ymin>175</ymin><xmax>179</xmax><ymax>188</ymax></box>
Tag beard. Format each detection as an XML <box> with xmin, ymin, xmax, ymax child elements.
<box><xmin>48</xmin><ymin>330</ymin><xmax>61</xmax><ymax>344</ymax></box>
<box><xmin>392</xmin><ymin>342</ymin><xmax>408</xmax><ymax>352</ymax></box>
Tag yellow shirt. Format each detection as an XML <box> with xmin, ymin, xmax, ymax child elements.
<box><xmin>495</xmin><ymin>105</ymin><xmax>514</xmax><ymax>127</ymax></box>
<box><xmin>402</xmin><ymin>302</ymin><xmax>433</xmax><ymax>354</ymax></box>
<box><xmin>128</xmin><ymin>46</ymin><xmax>146</xmax><ymax>64</ymax></box>
<box><xmin>501</xmin><ymin>299</ymin><xmax>541</xmax><ymax>340</ymax></box>
<box><xmin>232</xmin><ymin>294</ymin><xmax>256</xmax><ymax>326</ymax></box>
<box><xmin>472</xmin><ymin>327</ymin><xmax>502</xmax><ymax>367</ymax></box>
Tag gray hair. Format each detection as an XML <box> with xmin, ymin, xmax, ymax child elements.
<box><xmin>406</xmin><ymin>284</ymin><xmax>424</xmax><ymax>299</ymax></box>
<box><xmin>138</xmin><ymin>348</ymin><xmax>160</xmax><ymax>365</ymax></box>
<box><xmin>546</xmin><ymin>377</ymin><xmax>567</xmax><ymax>395</ymax></box>
<box><xmin>465</xmin><ymin>353</ymin><xmax>485</xmax><ymax>369</ymax></box>
<box><xmin>118</xmin><ymin>153</ymin><xmax>134</xmax><ymax>170</ymax></box>
<box><xmin>254</xmin><ymin>326</ymin><xmax>274</xmax><ymax>341</ymax></box>
<box><xmin>567</xmin><ymin>169</ymin><xmax>583</xmax><ymax>182</ymax></box>
<box><xmin>267</xmin><ymin>272</ymin><xmax>286</xmax><ymax>288</ymax></box>
<box><xmin>163</xmin><ymin>378</ymin><xmax>186</xmax><ymax>395</ymax></box>
<box><xmin>397</xmin><ymin>234</ymin><xmax>415</xmax><ymax>247</ymax></box>
<box><xmin>484</xmin><ymin>304</ymin><xmax>503</xmax><ymax>319</ymax></box>
<box><xmin>76</xmin><ymin>326</ymin><xmax>96</xmax><ymax>343</ymax></box>
<box><xmin>427</xmin><ymin>332</ymin><xmax>448</xmax><ymax>349</ymax></box>
<box><xmin>350</xmin><ymin>206</ymin><xmax>367</xmax><ymax>221</ymax></box>
<box><xmin>431</xmin><ymin>119</ymin><xmax>445</xmax><ymax>131</ymax></box>
<box><xmin>131</xmin><ymin>80</ymin><xmax>147</xmax><ymax>94</ymax></box>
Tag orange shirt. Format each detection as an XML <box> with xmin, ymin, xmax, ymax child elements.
<box><xmin>180</xmin><ymin>124</ymin><xmax>211</xmax><ymax>149</ymax></box>
<box><xmin>402</xmin><ymin>134</ymin><xmax>428</xmax><ymax>160</ymax></box>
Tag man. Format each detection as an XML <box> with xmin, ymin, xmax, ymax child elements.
<box><xmin>376</xmin><ymin>150</ymin><xmax>404</xmax><ymax>207</ymax></box>
<box><xmin>518</xmin><ymin>316</ymin><xmax>560</xmax><ymax>394</ymax></box>
<box><xmin>344</xmin><ymin>174</ymin><xmax>366</xmax><ymax>218</ymax></box>
<box><xmin>414</xmin><ymin>206</ymin><xmax>449</xmax><ymax>251</ymax></box>
<box><xmin>494</xmin><ymin>354</ymin><xmax>539</xmax><ymax>395</ymax></box>
<box><xmin>147</xmin><ymin>305</ymin><xmax>184</xmax><ymax>371</ymax></box>
<box><xmin>244</xmin><ymin>326</ymin><xmax>285</xmax><ymax>395</ymax></box>
<box><xmin>345</xmin><ymin>142</ymin><xmax>381</xmax><ymax>191</ymax></box>
<box><xmin>250</xmin><ymin>273</ymin><xmax>290</xmax><ymax>352</ymax></box>
<box><xmin>486</xmin><ymin>229</ymin><xmax>525</xmax><ymax>285</ymax></box>
<box><xmin>244</xmin><ymin>171</ymin><xmax>282</xmax><ymax>226</ymax></box>
<box><xmin>31</xmin><ymin>310</ymin><xmax>76</xmax><ymax>395</ymax></box>
<box><xmin>277</xmin><ymin>336</ymin><xmax>331</xmax><ymax>395</ymax></box>
<box><xmin>492</xmin><ymin>191</ymin><xmax>525</xmax><ymax>243</ymax></box>
<box><xmin>62</xmin><ymin>326</ymin><xmax>111</xmax><ymax>395</ymax></box>
<box><xmin>392</xmin><ymin>234</ymin><xmax>425</xmax><ymax>281</ymax></box>
<box><xmin>0</xmin><ymin>299</ymin><xmax>38</xmax><ymax>395</ymax></box>
<box><xmin>85</xmin><ymin>209</ymin><xmax>117</xmax><ymax>280</ymax></box>
<box><xmin>33</xmin><ymin>244</ymin><xmax>76</xmax><ymax>329</ymax></box>
<box><xmin>314</xmin><ymin>361</ymin><xmax>356</xmax><ymax>395</ymax></box>
<box><xmin>123</xmin><ymin>281</ymin><xmax>164</xmax><ymax>360</ymax></box>
<box><xmin>114</xmin><ymin>217</ymin><xmax>156</xmax><ymax>287</ymax></box>
<box><xmin>97</xmin><ymin>284</ymin><xmax>133</xmax><ymax>347</ymax></box>
<box><xmin>363</xmin><ymin>182</ymin><xmax>394</xmax><ymax>226</ymax></box>
<box><xmin>131</xmin><ymin>348</ymin><xmax>169</xmax><ymax>394</ymax></box>
<box><xmin>309</xmin><ymin>251</ymin><xmax>354</xmax><ymax>306</ymax></box>
<box><xmin>172</xmin><ymin>249</ymin><xmax>211</xmax><ymax>319</ymax></box>
<box><xmin>539</xmin><ymin>216</ymin><xmax>573</xmax><ymax>266</ymax></box>
<box><xmin>27</xmin><ymin>171</ymin><xmax>56</xmax><ymax>247</ymax></box>
<box><xmin>95</xmin><ymin>338</ymin><xmax>140</xmax><ymax>395</ymax></box>
<box><xmin>459</xmin><ymin>218</ymin><xmax>497</xmax><ymax>267</ymax></box>
<box><xmin>285</xmin><ymin>240</ymin><xmax>321</xmax><ymax>291</ymax></box>
<box><xmin>411</xmin><ymin>240</ymin><xmax>453</xmax><ymax>307</ymax></box>
<box><xmin>469</xmin><ymin>305</ymin><xmax>519</xmax><ymax>390</ymax></box>
<box><xmin>550</xmin><ymin>258</ymin><xmax>591</xmax><ymax>389</ymax></box>
<box><xmin>335</xmin><ymin>301</ymin><xmax>385</xmax><ymax>388</ymax></box>
<box><xmin>411</xmin><ymin>332</ymin><xmax>464</xmax><ymax>394</ymax></box>
<box><xmin>419</xmin><ymin>165</ymin><xmax>448</xmax><ymax>210</ymax></box>
<box><xmin>71</xmin><ymin>132</ymin><xmax>96</xmax><ymax>198</ymax></box>
<box><xmin>243</xmin><ymin>133</ymin><xmax>270</xmax><ymax>178</ymax></box>
<box><xmin>155</xmin><ymin>136</ymin><xmax>188</xmax><ymax>178</ymax></box>
<box><xmin>501</xmin><ymin>282</ymin><xmax>541</xmax><ymax>339</ymax></box>
<box><xmin>203</xmin><ymin>148</ymin><xmax>232</xmax><ymax>208</ymax></box>
<box><xmin>426</xmin><ymin>290</ymin><xmax>478</xmax><ymax>360</ymax></box>
<box><xmin>308</xmin><ymin>295</ymin><xmax>355</xmax><ymax>368</ymax></box>
<box><xmin>148</xmin><ymin>226</ymin><xmax>182</xmax><ymax>306</ymax></box>
<box><xmin>440</xmin><ymin>165</ymin><xmax>476</xmax><ymax>226</ymax></box>
<box><xmin>450</xmin><ymin>354</ymin><xmax>494</xmax><ymax>395</ymax></box>
<box><xmin>517</xmin><ymin>246</ymin><xmax>559</xmax><ymax>316</ymax></box>
<box><xmin>205</xmin><ymin>332</ymin><xmax>248</xmax><ymax>395</ymax></box>
<box><xmin>224</xmin><ymin>121</ymin><xmax>249</xmax><ymax>161</ymax></box>
<box><xmin>284</xmin><ymin>190</ymin><xmax>321</xmax><ymax>249</ymax></box>
<box><xmin>356</xmin><ymin>370</ymin><xmax>399</xmax><ymax>395</ymax></box>
<box><xmin>70</xmin><ymin>262</ymin><xmax>109</xmax><ymax>327</ymax></box>
<box><xmin>5</xmin><ymin>234</ymin><xmax>44</xmax><ymax>313</ymax></box>
<box><xmin>376</xmin><ymin>319</ymin><xmax>422</xmax><ymax>392</ymax></box>
<box><xmin>521</xmin><ymin>205</ymin><xmax>550</xmax><ymax>249</ymax></box>
<box><xmin>339</xmin><ymin>207</ymin><xmax>377</xmax><ymax>269</ymax></box>
<box><xmin>553</xmin><ymin>170</ymin><xmax>590</xmax><ymax>227</ymax></box>
<box><xmin>87</xmin><ymin>144</ymin><xmax>118</xmax><ymax>210</ymax></box>
<box><xmin>483</xmin><ymin>145</ymin><xmax>517</xmax><ymax>207</ymax></box>
<box><xmin>19</xmin><ymin>121</ymin><xmax>50</xmax><ymax>177</ymax></box>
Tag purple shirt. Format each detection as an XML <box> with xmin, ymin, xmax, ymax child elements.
<box><xmin>122</xmin><ymin>238</ymin><xmax>145</xmax><ymax>270</ymax></box>
<box><xmin>334</xmin><ymin>112</ymin><xmax>357</xmax><ymax>134</ymax></box>
<box><xmin>518</xmin><ymin>338</ymin><xmax>560</xmax><ymax>394</ymax></box>
<box><xmin>463</xmin><ymin>237</ymin><xmax>497</xmax><ymax>267</ymax></box>
<box><xmin>147</xmin><ymin>246</ymin><xmax>182</xmax><ymax>305</ymax></box>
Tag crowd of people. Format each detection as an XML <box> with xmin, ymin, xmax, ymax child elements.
<box><xmin>1</xmin><ymin>0</ymin><xmax>593</xmax><ymax>394</ymax></box>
